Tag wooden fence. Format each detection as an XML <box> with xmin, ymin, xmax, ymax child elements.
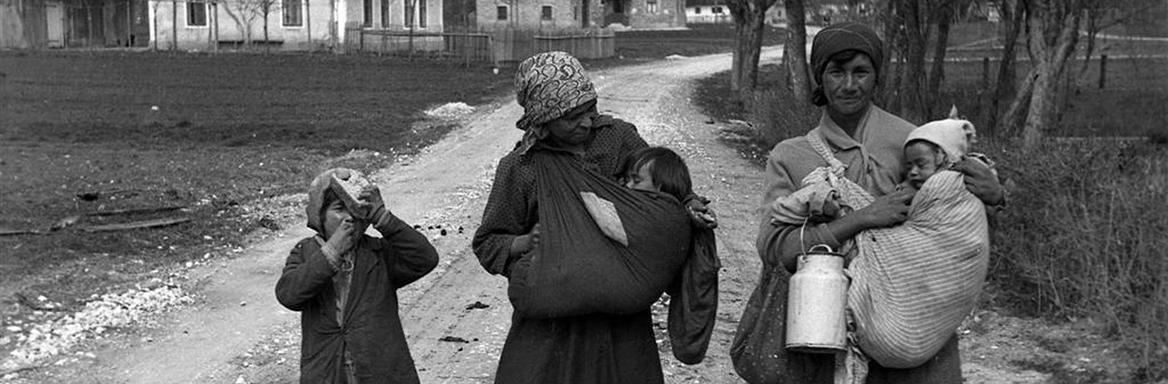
<box><xmin>350</xmin><ymin>26</ymin><xmax>614</xmax><ymax>64</ymax></box>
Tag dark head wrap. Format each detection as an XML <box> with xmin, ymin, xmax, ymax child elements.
<box><xmin>514</xmin><ymin>51</ymin><xmax>598</xmax><ymax>153</ymax></box>
<box><xmin>809</xmin><ymin>22</ymin><xmax>884</xmax><ymax>105</ymax></box>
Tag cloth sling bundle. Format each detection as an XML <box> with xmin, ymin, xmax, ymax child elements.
<box><xmin>507</xmin><ymin>150</ymin><xmax>694</xmax><ymax>319</ymax></box>
<box><xmin>803</xmin><ymin>133</ymin><xmax>990</xmax><ymax>369</ymax></box>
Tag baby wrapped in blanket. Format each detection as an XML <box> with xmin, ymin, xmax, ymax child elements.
<box><xmin>771</xmin><ymin>116</ymin><xmax>992</xmax><ymax>370</ymax></box>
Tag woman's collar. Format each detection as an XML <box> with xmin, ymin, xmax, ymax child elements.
<box><xmin>816</xmin><ymin>106</ymin><xmax>875</xmax><ymax>151</ymax></box>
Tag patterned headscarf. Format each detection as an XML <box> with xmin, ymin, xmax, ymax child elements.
<box><xmin>514</xmin><ymin>51</ymin><xmax>598</xmax><ymax>153</ymax></box>
<box><xmin>810</xmin><ymin>22</ymin><xmax>885</xmax><ymax>103</ymax></box>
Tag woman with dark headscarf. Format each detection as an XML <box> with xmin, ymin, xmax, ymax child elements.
<box><xmin>736</xmin><ymin>22</ymin><xmax>1004</xmax><ymax>383</ymax></box>
<box><xmin>472</xmin><ymin>51</ymin><xmax>714</xmax><ymax>384</ymax></box>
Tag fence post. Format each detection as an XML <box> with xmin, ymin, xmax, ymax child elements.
<box><xmin>981</xmin><ymin>57</ymin><xmax>990</xmax><ymax>88</ymax></box>
<box><xmin>1099</xmin><ymin>54</ymin><xmax>1107</xmax><ymax>89</ymax></box>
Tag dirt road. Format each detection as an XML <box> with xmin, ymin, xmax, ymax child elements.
<box><xmin>9</xmin><ymin>47</ymin><xmax>1042</xmax><ymax>383</ymax></box>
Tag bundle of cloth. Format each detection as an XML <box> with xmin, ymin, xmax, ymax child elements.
<box><xmin>506</xmin><ymin>150</ymin><xmax>694</xmax><ymax>319</ymax></box>
<box><xmin>771</xmin><ymin>118</ymin><xmax>990</xmax><ymax>369</ymax></box>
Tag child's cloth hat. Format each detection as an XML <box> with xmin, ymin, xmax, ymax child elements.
<box><xmin>904</xmin><ymin>118</ymin><xmax>977</xmax><ymax>162</ymax></box>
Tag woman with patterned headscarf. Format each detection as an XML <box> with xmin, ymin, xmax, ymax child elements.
<box><xmin>472</xmin><ymin>51</ymin><xmax>713</xmax><ymax>384</ymax></box>
<box><xmin>733</xmin><ymin>22</ymin><xmax>1005</xmax><ymax>384</ymax></box>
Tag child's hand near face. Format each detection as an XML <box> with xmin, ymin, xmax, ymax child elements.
<box><xmin>355</xmin><ymin>185</ymin><xmax>387</xmax><ymax>222</ymax></box>
<box><xmin>322</xmin><ymin>219</ymin><xmax>357</xmax><ymax>270</ymax></box>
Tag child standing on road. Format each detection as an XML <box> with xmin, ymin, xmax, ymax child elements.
<box><xmin>275</xmin><ymin>168</ymin><xmax>438</xmax><ymax>384</ymax></box>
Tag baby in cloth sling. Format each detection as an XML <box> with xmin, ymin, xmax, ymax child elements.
<box><xmin>770</xmin><ymin>115</ymin><xmax>992</xmax><ymax>371</ymax></box>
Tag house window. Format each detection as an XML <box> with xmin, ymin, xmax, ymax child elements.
<box><xmin>712</xmin><ymin>6</ymin><xmax>723</xmax><ymax>13</ymax></box>
<box><xmin>405</xmin><ymin>0</ymin><xmax>425</xmax><ymax>27</ymax></box>
<box><xmin>646</xmin><ymin>0</ymin><xmax>657</xmax><ymax>13</ymax></box>
<box><xmin>381</xmin><ymin>0</ymin><xmax>389</xmax><ymax>27</ymax></box>
<box><xmin>694</xmin><ymin>7</ymin><xmax>701</xmax><ymax>14</ymax></box>
<box><xmin>283</xmin><ymin>0</ymin><xmax>303</xmax><ymax>26</ymax></box>
<box><xmin>541</xmin><ymin>5</ymin><xmax>552</xmax><ymax>20</ymax></box>
<box><xmin>404</xmin><ymin>0</ymin><xmax>414</xmax><ymax>26</ymax></box>
<box><xmin>497</xmin><ymin>5</ymin><xmax>507</xmax><ymax>20</ymax></box>
<box><xmin>363</xmin><ymin>0</ymin><xmax>372</xmax><ymax>26</ymax></box>
<box><xmin>187</xmin><ymin>0</ymin><xmax>207</xmax><ymax>26</ymax></box>
<box><xmin>419</xmin><ymin>0</ymin><xmax>426</xmax><ymax>27</ymax></box>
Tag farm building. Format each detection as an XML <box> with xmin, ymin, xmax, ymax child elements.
<box><xmin>145</xmin><ymin>0</ymin><xmax>443</xmax><ymax>51</ymax></box>
<box><xmin>2</xmin><ymin>0</ymin><xmax>148</xmax><ymax>49</ymax></box>
<box><xmin>442</xmin><ymin>0</ymin><xmax>681</xmax><ymax>31</ymax></box>
<box><xmin>1</xmin><ymin>0</ymin><xmax>443</xmax><ymax>50</ymax></box>
<box><xmin>683</xmin><ymin>0</ymin><xmax>785</xmax><ymax>26</ymax></box>
<box><xmin>683</xmin><ymin>0</ymin><xmax>728</xmax><ymax>25</ymax></box>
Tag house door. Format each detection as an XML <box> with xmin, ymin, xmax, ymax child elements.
<box><xmin>46</xmin><ymin>2</ymin><xmax>65</xmax><ymax>47</ymax></box>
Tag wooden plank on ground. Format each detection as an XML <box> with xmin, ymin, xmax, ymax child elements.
<box><xmin>81</xmin><ymin>217</ymin><xmax>192</xmax><ymax>232</ymax></box>
<box><xmin>85</xmin><ymin>205</ymin><xmax>187</xmax><ymax>217</ymax></box>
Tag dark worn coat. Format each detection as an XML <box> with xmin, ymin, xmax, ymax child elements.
<box><xmin>275</xmin><ymin>213</ymin><xmax>438</xmax><ymax>384</ymax></box>
<box><xmin>474</xmin><ymin>116</ymin><xmax>665</xmax><ymax>384</ymax></box>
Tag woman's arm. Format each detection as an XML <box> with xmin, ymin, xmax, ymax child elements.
<box><xmin>274</xmin><ymin>239</ymin><xmax>335</xmax><ymax>311</ymax></box>
<box><xmin>472</xmin><ymin>154</ymin><xmax>536</xmax><ymax>277</ymax></box>
<box><xmin>757</xmin><ymin>153</ymin><xmax>915</xmax><ymax>273</ymax></box>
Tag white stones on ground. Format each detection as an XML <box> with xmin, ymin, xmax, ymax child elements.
<box><xmin>424</xmin><ymin>102</ymin><xmax>475</xmax><ymax>118</ymax></box>
<box><xmin>3</xmin><ymin>286</ymin><xmax>192</xmax><ymax>368</ymax></box>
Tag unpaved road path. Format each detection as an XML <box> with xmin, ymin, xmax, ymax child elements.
<box><xmin>10</xmin><ymin>47</ymin><xmax>1041</xmax><ymax>384</ymax></box>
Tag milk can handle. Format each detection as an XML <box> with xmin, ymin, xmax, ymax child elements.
<box><xmin>798</xmin><ymin>244</ymin><xmax>837</xmax><ymax>270</ymax></box>
<box><xmin>807</xmin><ymin>244</ymin><xmax>835</xmax><ymax>254</ymax></box>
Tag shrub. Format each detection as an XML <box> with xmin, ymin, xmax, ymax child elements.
<box><xmin>985</xmin><ymin>138</ymin><xmax>1168</xmax><ymax>381</ymax></box>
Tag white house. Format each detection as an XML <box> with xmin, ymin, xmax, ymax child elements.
<box><xmin>147</xmin><ymin>0</ymin><xmax>442</xmax><ymax>51</ymax></box>
<box><xmin>684</xmin><ymin>0</ymin><xmax>785</xmax><ymax>26</ymax></box>
<box><xmin>684</xmin><ymin>0</ymin><xmax>729</xmax><ymax>25</ymax></box>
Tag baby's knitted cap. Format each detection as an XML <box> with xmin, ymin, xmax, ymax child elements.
<box><xmin>905</xmin><ymin>118</ymin><xmax>977</xmax><ymax>162</ymax></box>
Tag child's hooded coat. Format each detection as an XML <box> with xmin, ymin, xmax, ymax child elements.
<box><xmin>276</xmin><ymin>169</ymin><xmax>439</xmax><ymax>384</ymax></box>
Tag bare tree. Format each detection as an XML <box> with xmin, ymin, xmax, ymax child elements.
<box><xmin>1007</xmin><ymin>0</ymin><xmax>1084</xmax><ymax>148</ymax></box>
<box><xmin>782</xmin><ymin>0</ymin><xmax>811</xmax><ymax>103</ymax></box>
<box><xmin>222</xmin><ymin>0</ymin><xmax>278</xmax><ymax>48</ymax></box>
<box><xmin>728</xmin><ymin>0</ymin><xmax>780</xmax><ymax>98</ymax></box>
<box><xmin>258</xmin><ymin>0</ymin><xmax>279</xmax><ymax>52</ymax></box>
<box><xmin>1078</xmin><ymin>0</ymin><xmax>1160</xmax><ymax>75</ymax></box>
<box><xmin>894</xmin><ymin>0</ymin><xmax>929</xmax><ymax>123</ymax></box>
<box><xmin>987</xmin><ymin>0</ymin><xmax>1025</xmax><ymax>135</ymax></box>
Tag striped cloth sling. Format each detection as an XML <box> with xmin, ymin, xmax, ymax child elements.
<box><xmin>802</xmin><ymin>133</ymin><xmax>990</xmax><ymax>369</ymax></box>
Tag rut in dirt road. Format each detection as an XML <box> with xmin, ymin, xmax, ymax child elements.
<box><xmin>32</xmin><ymin>47</ymin><xmax>784</xmax><ymax>384</ymax></box>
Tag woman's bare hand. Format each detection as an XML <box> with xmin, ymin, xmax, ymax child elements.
<box><xmin>854</xmin><ymin>188</ymin><xmax>916</xmax><ymax>229</ymax></box>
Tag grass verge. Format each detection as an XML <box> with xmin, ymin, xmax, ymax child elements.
<box><xmin>0</xmin><ymin>51</ymin><xmax>513</xmax><ymax>363</ymax></box>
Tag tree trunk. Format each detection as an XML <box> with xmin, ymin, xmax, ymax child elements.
<box><xmin>728</xmin><ymin>0</ymin><xmax>777</xmax><ymax>97</ymax></box>
<box><xmin>783</xmin><ymin>0</ymin><xmax>810</xmax><ymax>103</ymax></box>
<box><xmin>1021</xmin><ymin>0</ymin><xmax>1082</xmax><ymax>148</ymax></box>
<box><xmin>877</xmin><ymin>0</ymin><xmax>899</xmax><ymax>111</ymax></box>
<box><xmin>263</xmin><ymin>9</ymin><xmax>270</xmax><ymax>53</ymax></box>
<box><xmin>1001</xmin><ymin>67</ymin><xmax>1035</xmax><ymax>137</ymax></box>
<box><xmin>896</xmin><ymin>0</ymin><xmax>928</xmax><ymax>124</ymax></box>
<box><xmin>926</xmin><ymin>4</ymin><xmax>952</xmax><ymax>117</ymax></box>
<box><xmin>989</xmin><ymin>0</ymin><xmax>1025</xmax><ymax>136</ymax></box>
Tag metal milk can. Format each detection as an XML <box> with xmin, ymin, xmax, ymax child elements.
<box><xmin>785</xmin><ymin>244</ymin><xmax>848</xmax><ymax>353</ymax></box>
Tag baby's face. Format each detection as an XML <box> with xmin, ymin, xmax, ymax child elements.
<box><xmin>904</xmin><ymin>142</ymin><xmax>944</xmax><ymax>190</ymax></box>
<box><xmin>624</xmin><ymin>161</ymin><xmax>659</xmax><ymax>192</ymax></box>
